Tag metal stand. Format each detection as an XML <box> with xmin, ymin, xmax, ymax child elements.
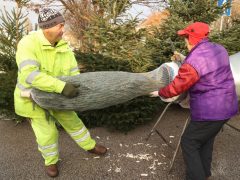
<box><xmin>146</xmin><ymin>98</ymin><xmax>240</xmax><ymax>174</ymax></box>
<box><xmin>166</xmin><ymin>119</ymin><xmax>240</xmax><ymax>173</ymax></box>
<box><xmin>145</xmin><ymin>101</ymin><xmax>190</xmax><ymax>173</ymax></box>
<box><xmin>169</xmin><ymin>116</ymin><xmax>190</xmax><ymax>173</ymax></box>
<box><xmin>146</xmin><ymin>102</ymin><xmax>172</xmax><ymax>141</ymax></box>
<box><xmin>225</xmin><ymin>122</ymin><xmax>240</xmax><ymax>132</ymax></box>
<box><xmin>146</xmin><ymin>102</ymin><xmax>174</xmax><ymax>149</ymax></box>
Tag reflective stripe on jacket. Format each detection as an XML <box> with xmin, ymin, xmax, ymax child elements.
<box><xmin>14</xmin><ymin>30</ymin><xmax>80</xmax><ymax>118</ymax></box>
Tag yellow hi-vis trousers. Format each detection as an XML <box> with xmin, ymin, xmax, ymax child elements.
<box><xmin>30</xmin><ymin>110</ymin><xmax>96</xmax><ymax>166</ymax></box>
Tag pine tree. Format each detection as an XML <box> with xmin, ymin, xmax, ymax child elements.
<box><xmin>211</xmin><ymin>19</ymin><xmax>240</xmax><ymax>55</ymax></box>
<box><xmin>54</xmin><ymin>0</ymin><xmax>155</xmax><ymax>72</ymax></box>
<box><xmin>146</xmin><ymin>0</ymin><xmax>226</xmax><ymax>67</ymax></box>
<box><xmin>67</xmin><ymin>1</ymin><xmax>162</xmax><ymax>131</ymax></box>
<box><xmin>0</xmin><ymin>0</ymin><xmax>30</xmax><ymax>72</ymax></box>
<box><xmin>0</xmin><ymin>0</ymin><xmax>30</xmax><ymax>112</ymax></box>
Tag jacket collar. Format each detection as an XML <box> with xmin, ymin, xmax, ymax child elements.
<box><xmin>184</xmin><ymin>38</ymin><xmax>209</xmax><ymax>61</ymax></box>
<box><xmin>37</xmin><ymin>30</ymin><xmax>67</xmax><ymax>50</ymax></box>
<box><xmin>188</xmin><ymin>38</ymin><xmax>209</xmax><ymax>54</ymax></box>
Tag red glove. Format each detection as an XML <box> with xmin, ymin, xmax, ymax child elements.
<box><xmin>159</xmin><ymin>63</ymin><xmax>199</xmax><ymax>98</ymax></box>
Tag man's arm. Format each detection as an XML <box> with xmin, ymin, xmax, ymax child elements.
<box><xmin>69</xmin><ymin>52</ymin><xmax>80</xmax><ymax>76</ymax></box>
<box><xmin>16</xmin><ymin>38</ymin><xmax>66</xmax><ymax>93</ymax></box>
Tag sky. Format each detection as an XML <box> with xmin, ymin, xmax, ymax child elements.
<box><xmin>0</xmin><ymin>0</ymin><xmax>155</xmax><ymax>26</ymax></box>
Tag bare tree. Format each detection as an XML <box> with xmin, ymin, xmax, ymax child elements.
<box><xmin>38</xmin><ymin>0</ymin><xmax>167</xmax><ymax>49</ymax></box>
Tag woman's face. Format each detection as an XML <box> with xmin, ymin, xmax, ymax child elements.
<box><xmin>184</xmin><ymin>38</ymin><xmax>193</xmax><ymax>51</ymax></box>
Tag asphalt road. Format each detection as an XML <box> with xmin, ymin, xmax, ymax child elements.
<box><xmin>0</xmin><ymin>105</ymin><xmax>240</xmax><ymax>180</ymax></box>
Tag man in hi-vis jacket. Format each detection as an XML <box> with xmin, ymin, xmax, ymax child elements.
<box><xmin>14</xmin><ymin>8</ymin><xmax>107</xmax><ymax>177</ymax></box>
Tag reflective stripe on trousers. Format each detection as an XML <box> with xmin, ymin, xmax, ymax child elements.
<box><xmin>30</xmin><ymin>118</ymin><xmax>59</xmax><ymax>166</ymax></box>
<box><xmin>39</xmin><ymin>143</ymin><xmax>59</xmax><ymax>159</ymax></box>
<box><xmin>30</xmin><ymin>111</ymin><xmax>96</xmax><ymax>166</ymax></box>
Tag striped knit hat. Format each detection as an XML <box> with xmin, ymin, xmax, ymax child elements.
<box><xmin>38</xmin><ymin>8</ymin><xmax>65</xmax><ymax>29</ymax></box>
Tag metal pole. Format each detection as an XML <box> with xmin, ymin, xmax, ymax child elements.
<box><xmin>169</xmin><ymin>115</ymin><xmax>190</xmax><ymax>173</ymax></box>
<box><xmin>225</xmin><ymin>122</ymin><xmax>240</xmax><ymax>132</ymax></box>
<box><xmin>220</xmin><ymin>15</ymin><xmax>224</xmax><ymax>31</ymax></box>
<box><xmin>146</xmin><ymin>102</ymin><xmax>173</xmax><ymax>141</ymax></box>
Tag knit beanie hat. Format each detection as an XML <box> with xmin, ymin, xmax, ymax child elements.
<box><xmin>38</xmin><ymin>8</ymin><xmax>65</xmax><ymax>29</ymax></box>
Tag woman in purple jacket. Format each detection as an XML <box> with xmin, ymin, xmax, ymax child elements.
<box><xmin>150</xmin><ymin>22</ymin><xmax>238</xmax><ymax>180</ymax></box>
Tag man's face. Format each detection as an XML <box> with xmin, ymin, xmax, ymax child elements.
<box><xmin>44</xmin><ymin>23</ymin><xmax>65</xmax><ymax>43</ymax></box>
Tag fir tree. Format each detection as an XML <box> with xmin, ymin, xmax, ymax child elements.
<box><xmin>0</xmin><ymin>0</ymin><xmax>30</xmax><ymax>112</ymax></box>
<box><xmin>146</xmin><ymin>0</ymin><xmax>226</xmax><ymax>67</ymax></box>
<box><xmin>0</xmin><ymin>0</ymin><xmax>30</xmax><ymax>72</ymax></box>
<box><xmin>211</xmin><ymin>19</ymin><xmax>240</xmax><ymax>55</ymax></box>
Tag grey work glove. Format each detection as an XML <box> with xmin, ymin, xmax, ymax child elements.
<box><xmin>62</xmin><ymin>83</ymin><xmax>80</xmax><ymax>98</ymax></box>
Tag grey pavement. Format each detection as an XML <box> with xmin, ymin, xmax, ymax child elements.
<box><xmin>0</xmin><ymin>105</ymin><xmax>240</xmax><ymax>180</ymax></box>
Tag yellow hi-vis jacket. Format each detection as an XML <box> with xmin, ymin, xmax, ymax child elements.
<box><xmin>14</xmin><ymin>30</ymin><xmax>79</xmax><ymax>118</ymax></box>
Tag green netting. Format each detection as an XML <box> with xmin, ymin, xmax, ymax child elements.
<box><xmin>31</xmin><ymin>62</ymin><xmax>180</xmax><ymax>112</ymax></box>
<box><xmin>30</xmin><ymin>52</ymin><xmax>240</xmax><ymax>112</ymax></box>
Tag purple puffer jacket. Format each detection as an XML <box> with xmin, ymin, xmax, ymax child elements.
<box><xmin>184</xmin><ymin>39</ymin><xmax>238</xmax><ymax>121</ymax></box>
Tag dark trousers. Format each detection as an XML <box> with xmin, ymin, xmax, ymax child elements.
<box><xmin>180</xmin><ymin>119</ymin><xmax>228</xmax><ymax>180</ymax></box>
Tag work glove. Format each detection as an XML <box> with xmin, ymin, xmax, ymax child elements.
<box><xmin>171</xmin><ymin>51</ymin><xmax>186</xmax><ymax>62</ymax></box>
<box><xmin>160</xmin><ymin>95</ymin><xmax>179</xmax><ymax>102</ymax></box>
<box><xmin>62</xmin><ymin>83</ymin><xmax>80</xmax><ymax>98</ymax></box>
<box><xmin>149</xmin><ymin>91</ymin><xmax>159</xmax><ymax>97</ymax></box>
<box><xmin>149</xmin><ymin>91</ymin><xmax>180</xmax><ymax>102</ymax></box>
<box><xmin>20</xmin><ymin>89</ymin><xmax>32</xmax><ymax>98</ymax></box>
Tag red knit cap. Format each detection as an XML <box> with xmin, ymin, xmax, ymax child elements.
<box><xmin>177</xmin><ymin>22</ymin><xmax>210</xmax><ymax>45</ymax></box>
